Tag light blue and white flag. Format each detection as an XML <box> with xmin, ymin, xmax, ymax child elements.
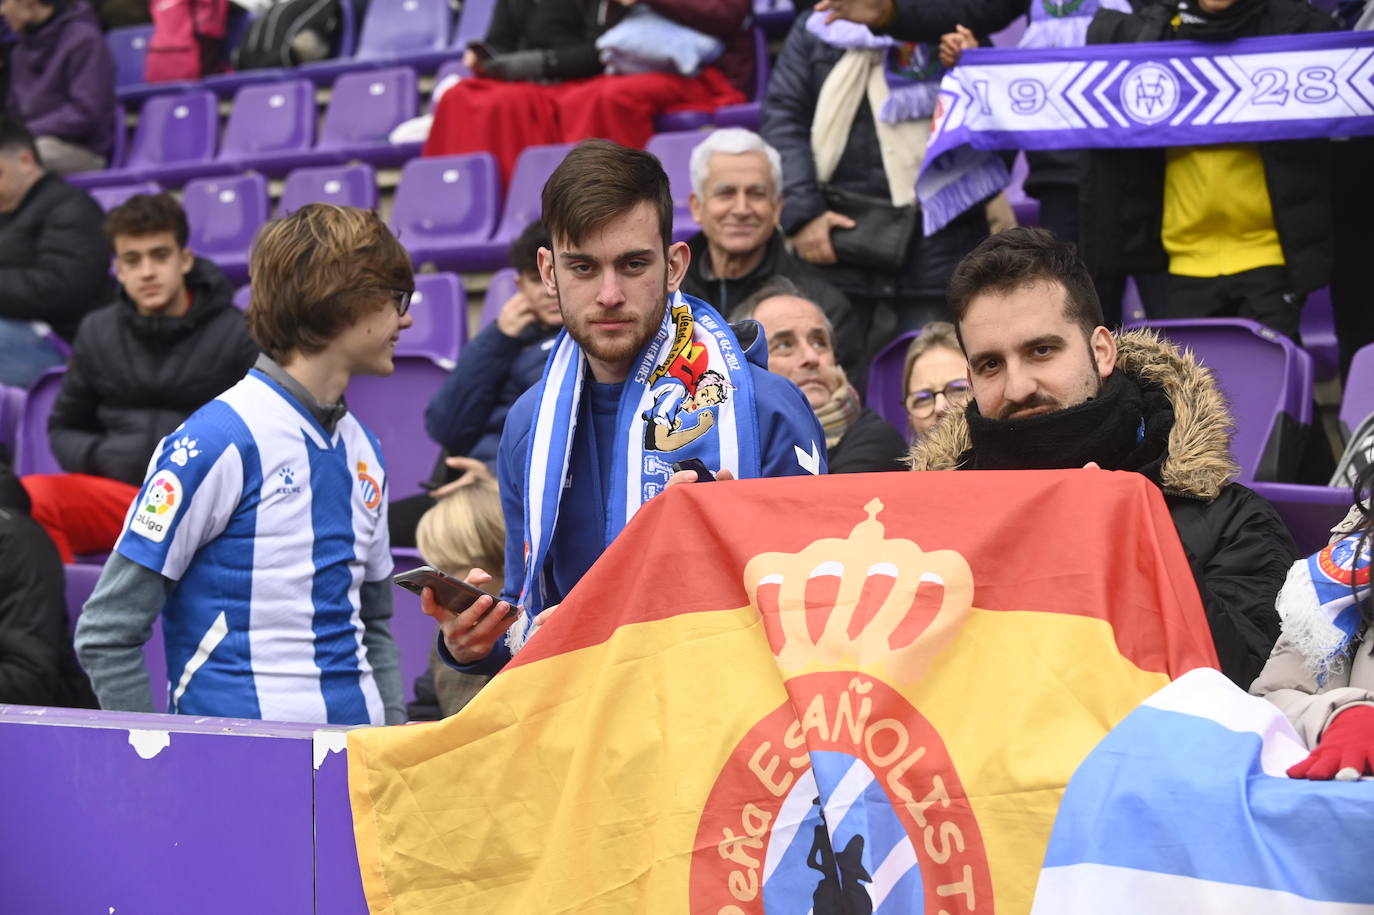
<box><xmin>1033</xmin><ymin>668</ymin><xmax>1374</xmax><ymax>913</ymax></box>
<box><xmin>919</xmin><ymin>31</ymin><xmax>1374</xmax><ymax>232</ymax></box>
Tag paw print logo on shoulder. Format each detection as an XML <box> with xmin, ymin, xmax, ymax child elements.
<box><xmin>169</xmin><ymin>436</ymin><xmax>201</xmax><ymax>467</ymax></box>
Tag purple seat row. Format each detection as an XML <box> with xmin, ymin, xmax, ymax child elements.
<box><xmin>108</xmin><ymin>0</ymin><xmax>496</xmax><ymax>104</ymax></box>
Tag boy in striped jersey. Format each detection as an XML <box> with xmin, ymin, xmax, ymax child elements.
<box><xmin>76</xmin><ymin>205</ymin><xmax>412</xmax><ymax>725</ymax></box>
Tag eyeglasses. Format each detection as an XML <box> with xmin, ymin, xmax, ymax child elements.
<box><xmin>388</xmin><ymin>288</ymin><xmax>413</xmax><ymax>317</ymax></box>
<box><xmin>905</xmin><ymin>379</ymin><xmax>973</xmax><ymax>417</ymax></box>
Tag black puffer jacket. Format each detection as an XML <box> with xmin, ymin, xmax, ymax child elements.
<box><xmin>1081</xmin><ymin>0</ymin><xmax>1338</xmax><ymax>293</ymax></box>
<box><xmin>828</xmin><ymin>407</ymin><xmax>908</xmax><ymax>474</ymax></box>
<box><xmin>682</xmin><ymin>229</ymin><xmax>862</xmax><ymax>377</ymax></box>
<box><xmin>0</xmin><ymin>460</ymin><xmax>92</xmax><ymax>708</ymax></box>
<box><xmin>0</xmin><ymin>173</ymin><xmax>111</xmax><ymax>341</ymax></box>
<box><xmin>47</xmin><ymin>258</ymin><xmax>258</xmax><ymax>486</ymax></box>
<box><xmin>911</xmin><ymin>330</ymin><xmax>1299</xmax><ymax>687</ymax></box>
<box><xmin>762</xmin><ymin>14</ymin><xmax>987</xmax><ymax>303</ymax></box>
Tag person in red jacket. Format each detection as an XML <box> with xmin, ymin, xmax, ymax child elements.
<box><xmin>422</xmin><ymin>0</ymin><xmax>750</xmax><ymax>184</ymax></box>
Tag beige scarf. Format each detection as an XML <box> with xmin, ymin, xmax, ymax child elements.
<box><xmin>811</xmin><ymin>49</ymin><xmax>930</xmax><ymax>207</ymax></box>
<box><xmin>813</xmin><ymin>366</ymin><xmax>864</xmax><ymax>450</ymax></box>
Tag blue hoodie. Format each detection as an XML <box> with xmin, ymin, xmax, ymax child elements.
<box><xmin>446</xmin><ymin>318</ymin><xmax>826</xmax><ymax>675</ymax></box>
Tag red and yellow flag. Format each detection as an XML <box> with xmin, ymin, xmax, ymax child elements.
<box><xmin>349</xmin><ymin>470</ymin><xmax>1217</xmax><ymax>914</ymax></box>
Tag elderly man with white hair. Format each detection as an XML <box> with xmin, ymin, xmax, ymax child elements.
<box><xmin>679</xmin><ymin>128</ymin><xmax>861</xmax><ymax>382</ymax></box>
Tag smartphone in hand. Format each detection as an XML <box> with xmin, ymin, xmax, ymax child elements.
<box><xmin>393</xmin><ymin>565</ymin><xmax>515</xmax><ymax>621</ymax></box>
<box><xmin>671</xmin><ymin>458</ymin><xmax>716</xmax><ymax>482</ymax></box>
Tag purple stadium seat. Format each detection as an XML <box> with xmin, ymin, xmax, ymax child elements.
<box><xmin>301</xmin><ymin>0</ymin><xmax>453</xmax><ymax>81</ymax></box>
<box><xmin>217</xmin><ymin>79</ymin><xmax>317</xmax><ymax>175</ymax></box>
<box><xmin>0</xmin><ymin>384</ymin><xmax>24</xmax><ymax>456</ymax></box>
<box><xmin>708</xmin><ymin>29</ymin><xmax>771</xmax><ymax>131</ymax></box>
<box><xmin>1300</xmin><ymin>286</ymin><xmax>1339</xmax><ymax>383</ymax></box>
<box><xmin>1339</xmin><ymin>342</ymin><xmax>1374</xmax><ymax>440</ymax></box>
<box><xmin>314</xmin><ymin>67</ymin><xmax>419</xmax><ymax>167</ymax></box>
<box><xmin>70</xmin><ymin>91</ymin><xmax>220</xmax><ymax>189</ymax></box>
<box><xmin>233</xmin><ymin>286</ymin><xmax>251</xmax><ymax>311</ymax></box>
<box><xmin>401</xmin><ymin>272</ymin><xmax>468</xmax><ymax>365</ymax></box>
<box><xmin>89</xmin><ymin>181</ymin><xmax>162</xmax><ymax>212</ymax></box>
<box><xmin>1248</xmin><ymin>481</ymin><xmax>1352</xmax><ymax>556</ymax></box>
<box><xmin>15</xmin><ymin>366</ymin><xmax>64</xmax><ymax>477</ymax></box>
<box><xmin>645</xmin><ymin>131</ymin><xmax>705</xmax><ymax>243</ymax></box>
<box><xmin>1005</xmin><ymin>152</ymin><xmax>1039</xmax><ymax>227</ymax></box>
<box><xmin>1145</xmin><ymin>318</ymin><xmax>1312</xmax><ymax>483</ymax></box>
<box><xmin>62</xmin><ymin>564</ymin><xmax>103</xmax><ymax>634</ymax></box>
<box><xmin>109</xmin><ymin>25</ymin><xmax>153</xmax><ymax>88</ymax></box>
<box><xmin>480</xmin><ymin>268</ymin><xmax>518</xmax><ymax>331</ymax></box>
<box><xmin>754</xmin><ymin>0</ymin><xmax>796</xmax><ymax>35</ymax></box>
<box><xmin>201</xmin><ymin>67</ymin><xmax>289</xmax><ymax>97</ymax></box>
<box><xmin>991</xmin><ymin>13</ymin><xmax>1028</xmax><ymax>46</ymax></box>
<box><xmin>109</xmin><ymin>25</ymin><xmax>194</xmax><ymax>104</ymax></box>
<box><xmin>460</xmin><ymin>143</ymin><xmax>571</xmax><ymax>270</ymax></box>
<box><xmin>450</xmin><ymin>0</ymin><xmax>495</xmax><ymax>55</ymax></box>
<box><xmin>276</xmin><ymin>163</ymin><xmax>377</xmax><ymax>217</ymax></box>
<box><xmin>865</xmin><ymin>329</ymin><xmax>920</xmax><ymax>436</ymax></box>
<box><xmin>391</xmin><ymin>153</ymin><xmax>501</xmax><ymax>271</ymax></box>
<box><xmin>389</xmin><ymin>548</ymin><xmax>440</xmax><ymax>704</ymax></box>
<box><xmin>64</xmin><ymin>563</ymin><xmax>169</xmax><ymax>704</ymax></box>
<box><xmin>183</xmin><ymin>174</ymin><xmax>269</xmax><ymax>286</ymax></box>
<box><xmin>346</xmin><ymin>356</ymin><xmax>449</xmax><ymax>498</ymax></box>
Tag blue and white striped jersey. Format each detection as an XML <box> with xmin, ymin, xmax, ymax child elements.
<box><xmin>116</xmin><ymin>368</ymin><xmax>393</xmax><ymax>724</ymax></box>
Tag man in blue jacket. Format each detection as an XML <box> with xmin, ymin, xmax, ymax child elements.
<box><xmin>421</xmin><ymin>140</ymin><xmax>826</xmax><ymax>676</ymax></box>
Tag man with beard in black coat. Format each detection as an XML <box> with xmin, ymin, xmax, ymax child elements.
<box><xmin>21</xmin><ymin>192</ymin><xmax>258</xmax><ymax>562</ymax></box>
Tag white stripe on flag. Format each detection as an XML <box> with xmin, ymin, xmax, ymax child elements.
<box><xmin>1142</xmin><ymin>668</ymin><xmax>1307</xmax><ymax>776</ymax></box>
<box><xmin>1033</xmin><ymin>863</ymin><xmax>1374</xmax><ymax>915</ymax></box>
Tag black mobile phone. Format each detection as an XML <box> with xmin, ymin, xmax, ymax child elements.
<box><xmin>394</xmin><ymin>565</ymin><xmax>515</xmax><ymax>620</ymax></box>
<box><xmin>672</xmin><ymin>458</ymin><xmax>716</xmax><ymax>482</ymax></box>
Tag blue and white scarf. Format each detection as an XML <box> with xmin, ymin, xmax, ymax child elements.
<box><xmin>510</xmin><ymin>291</ymin><xmax>760</xmax><ymax>650</ymax></box>
<box><xmin>1022</xmin><ymin>0</ymin><xmax>1132</xmax><ymax>50</ymax></box>
<box><xmin>1276</xmin><ymin>531</ymin><xmax>1372</xmax><ymax>686</ymax></box>
<box><xmin>919</xmin><ymin>30</ymin><xmax>1374</xmax><ymax>233</ymax></box>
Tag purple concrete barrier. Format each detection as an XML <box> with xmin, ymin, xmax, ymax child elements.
<box><xmin>0</xmin><ymin>705</ymin><xmax>369</xmax><ymax>914</ymax></box>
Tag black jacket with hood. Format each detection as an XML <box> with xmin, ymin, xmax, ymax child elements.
<box><xmin>911</xmin><ymin>330</ymin><xmax>1299</xmax><ymax>687</ymax></box>
<box><xmin>682</xmin><ymin>228</ymin><xmax>862</xmax><ymax>377</ymax></box>
<box><xmin>0</xmin><ymin>459</ymin><xmax>93</xmax><ymax>707</ymax></box>
<box><xmin>47</xmin><ymin>257</ymin><xmax>259</xmax><ymax>486</ymax></box>
<box><xmin>0</xmin><ymin>172</ymin><xmax>111</xmax><ymax>342</ymax></box>
<box><xmin>1081</xmin><ymin>0</ymin><xmax>1338</xmax><ymax>293</ymax></box>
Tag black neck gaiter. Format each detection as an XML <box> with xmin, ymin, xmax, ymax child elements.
<box><xmin>961</xmin><ymin>371</ymin><xmax>1174</xmax><ymax>484</ymax></box>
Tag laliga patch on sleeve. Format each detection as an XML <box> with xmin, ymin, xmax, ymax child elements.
<box><xmin>131</xmin><ymin>469</ymin><xmax>184</xmax><ymax>543</ymax></box>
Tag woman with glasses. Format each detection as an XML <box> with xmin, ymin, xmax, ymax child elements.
<box><xmin>902</xmin><ymin>321</ymin><xmax>971</xmax><ymax>441</ymax></box>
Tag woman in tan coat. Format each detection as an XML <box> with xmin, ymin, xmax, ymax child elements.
<box><xmin>1251</xmin><ymin>462</ymin><xmax>1374</xmax><ymax>780</ymax></box>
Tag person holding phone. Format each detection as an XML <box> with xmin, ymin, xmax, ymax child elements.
<box><xmin>422</xmin><ymin>140</ymin><xmax>825</xmax><ymax>677</ymax></box>
<box><xmin>75</xmin><ymin>205</ymin><xmax>412</xmax><ymax>725</ymax></box>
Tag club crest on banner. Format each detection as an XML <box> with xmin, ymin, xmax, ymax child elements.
<box><xmin>1120</xmin><ymin>62</ymin><xmax>1180</xmax><ymax>124</ymax></box>
<box><xmin>690</xmin><ymin>499</ymin><xmax>993</xmax><ymax>914</ymax></box>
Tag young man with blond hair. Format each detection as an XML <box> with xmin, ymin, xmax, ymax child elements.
<box><xmin>76</xmin><ymin>204</ymin><xmax>413</xmax><ymax>725</ymax></box>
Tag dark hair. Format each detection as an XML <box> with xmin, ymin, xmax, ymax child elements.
<box><xmin>247</xmin><ymin>204</ymin><xmax>413</xmax><ymax>362</ymax></box>
<box><xmin>0</xmin><ymin>116</ymin><xmax>39</xmax><ymax>160</ymax></box>
<box><xmin>729</xmin><ymin>275</ymin><xmax>804</xmax><ymax>323</ymax></box>
<box><xmin>540</xmin><ymin>139</ymin><xmax>673</xmax><ymax>253</ymax></box>
<box><xmin>104</xmin><ymin>193</ymin><xmax>190</xmax><ymax>248</ymax></box>
<box><xmin>947</xmin><ymin>227</ymin><xmax>1103</xmax><ymax>342</ymax></box>
<box><xmin>509</xmin><ymin>220</ymin><xmax>551</xmax><ymax>277</ymax></box>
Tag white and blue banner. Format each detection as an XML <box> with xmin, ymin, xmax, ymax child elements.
<box><xmin>918</xmin><ymin>31</ymin><xmax>1374</xmax><ymax>232</ymax></box>
<box><xmin>1032</xmin><ymin>668</ymin><xmax>1374</xmax><ymax>913</ymax></box>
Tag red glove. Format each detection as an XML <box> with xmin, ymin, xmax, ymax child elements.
<box><xmin>1287</xmin><ymin>705</ymin><xmax>1374</xmax><ymax>780</ymax></box>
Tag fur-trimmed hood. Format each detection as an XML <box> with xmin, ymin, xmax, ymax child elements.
<box><xmin>908</xmin><ymin>329</ymin><xmax>1239</xmax><ymax>500</ymax></box>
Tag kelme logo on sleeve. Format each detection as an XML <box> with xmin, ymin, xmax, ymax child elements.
<box><xmin>131</xmin><ymin>469</ymin><xmax>183</xmax><ymax>542</ymax></box>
